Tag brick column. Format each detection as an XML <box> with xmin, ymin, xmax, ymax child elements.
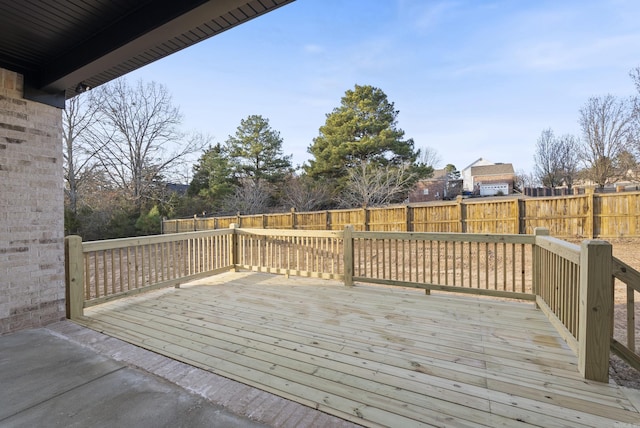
<box><xmin>0</xmin><ymin>68</ymin><xmax>65</xmax><ymax>333</ymax></box>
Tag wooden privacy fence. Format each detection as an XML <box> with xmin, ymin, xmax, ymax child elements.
<box><xmin>162</xmin><ymin>191</ymin><xmax>640</xmax><ymax>238</ymax></box>
<box><xmin>66</xmin><ymin>226</ymin><xmax>640</xmax><ymax>381</ymax></box>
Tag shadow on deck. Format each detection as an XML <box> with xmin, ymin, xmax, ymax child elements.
<box><xmin>75</xmin><ymin>271</ymin><xmax>640</xmax><ymax>427</ymax></box>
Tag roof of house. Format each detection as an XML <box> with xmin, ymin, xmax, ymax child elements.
<box><xmin>423</xmin><ymin>168</ymin><xmax>447</xmax><ymax>181</ymax></box>
<box><xmin>470</xmin><ymin>163</ymin><xmax>515</xmax><ymax>176</ymax></box>
<box><xmin>0</xmin><ymin>0</ymin><xmax>294</xmax><ymax>107</ymax></box>
<box><xmin>461</xmin><ymin>158</ymin><xmax>493</xmax><ymax>172</ymax></box>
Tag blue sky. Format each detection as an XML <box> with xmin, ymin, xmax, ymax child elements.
<box><xmin>128</xmin><ymin>0</ymin><xmax>640</xmax><ymax>176</ymax></box>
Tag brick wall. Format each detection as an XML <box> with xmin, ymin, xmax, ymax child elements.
<box><xmin>0</xmin><ymin>68</ymin><xmax>65</xmax><ymax>334</ymax></box>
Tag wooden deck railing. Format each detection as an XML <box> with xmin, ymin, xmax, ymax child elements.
<box><xmin>611</xmin><ymin>257</ymin><xmax>640</xmax><ymax>372</ymax></box>
<box><xmin>65</xmin><ymin>229</ymin><xmax>234</xmax><ymax>314</ymax></box>
<box><xmin>234</xmin><ymin>228</ymin><xmax>345</xmax><ymax>280</ymax></box>
<box><xmin>65</xmin><ymin>225</ymin><xmax>639</xmax><ymax>382</ymax></box>
<box><xmin>532</xmin><ymin>229</ymin><xmax>581</xmax><ymax>353</ymax></box>
<box><xmin>351</xmin><ymin>230</ymin><xmax>535</xmax><ymax>300</ymax></box>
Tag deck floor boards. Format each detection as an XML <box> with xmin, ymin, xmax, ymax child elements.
<box><xmin>78</xmin><ymin>271</ymin><xmax>640</xmax><ymax>427</ymax></box>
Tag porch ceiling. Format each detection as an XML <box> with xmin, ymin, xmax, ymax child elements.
<box><xmin>0</xmin><ymin>0</ymin><xmax>294</xmax><ymax>106</ymax></box>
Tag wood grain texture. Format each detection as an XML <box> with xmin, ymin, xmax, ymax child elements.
<box><xmin>78</xmin><ymin>271</ymin><xmax>640</xmax><ymax>427</ymax></box>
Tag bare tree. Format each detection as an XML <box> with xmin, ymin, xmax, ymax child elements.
<box><xmin>280</xmin><ymin>174</ymin><xmax>332</xmax><ymax>212</ymax></box>
<box><xmin>90</xmin><ymin>78</ymin><xmax>205</xmax><ymax>211</ymax></box>
<box><xmin>616</xmin><ymin>149</ymin><xmax>639</xmax><ymax>181</ymax></box>
<box><xmin>629</xmin><ymin>67</ymin><xmax>640</xmax><ymax>157</ymax></box>
<box><xmin>419</xmin><ymin>146</ymin><xmax>442</xmax><ymax>169</ymax></box>
<box><xmin>533</xmin><ymin>129</ymin><xmax>564</xmax><ymax>188</ymax></box>
<box><xmin>557</xmin><ymin>134</ymin><xmax>580</xmax><ymax>190</ymax></box>
<box><xmin>338</xmin><ymin>160</ymin><xmax>417</xmax><ymax>208</ymax></box>
<box><xmin>222</xmin><ymin>179</ymin><xmax>272</xmax><ymax>215</ymax></box>
<box><xmin>63</xmin><ymin>93</ymin><xmax>101</xmax><ymax>218</ymax></box>
<box><xmin>578</xmin><ymin>95</ymin><xmax>636</xmax><ymax>187</ymax></box>
<box><xmin>514</xmin><ymin>169</ymin><xmax>538</xmax><ymax>191</ymax></box>
<box><xmin>534</xmin><ymin>129</ymin><xmax>580</xmax><ymax>189</ymax></box>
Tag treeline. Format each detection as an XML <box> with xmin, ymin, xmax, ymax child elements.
<box><xmin>523</xmin><ymin>67</ymin><xmax>640</xmax><ymax>190</ymax></box>
<box><xmin>66</xmin><ymin>67</ymin><xmax>640</xmax><ymax>242</ymax></box>
<box><xmin>64</xmin><ymin>82</ymin><xmax>435</xmax><ymax>241</ymax></box>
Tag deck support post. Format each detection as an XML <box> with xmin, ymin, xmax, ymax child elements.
<box><xmin>578</xmin><ymin>240</ymin><xmax>613</xmax><ymax>382</ymax></box>
<box><xmin>343</xmin><ymin>225</ymin><xmax>354</xmax><ymax>286</ymax></box>
<box><xmin>230</xmin><ymin>223</ymin><xmax>239</xmax><ymax>272</ymax></box>
<box><xmin>65</xmin><ymin>235</ymin><xmax>84</xmax><ymax>319</ymax></box>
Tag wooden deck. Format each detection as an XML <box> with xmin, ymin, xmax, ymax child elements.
<box><xmin>76</xmin><ymin>271</ymin><xmax>640</xmax><ymax>427</ymax></box>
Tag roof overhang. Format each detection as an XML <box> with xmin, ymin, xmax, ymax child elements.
<box><xmin>0</xmin><ymin>0</ymin><xmax>294</xmax><ymax>108</ymax></box>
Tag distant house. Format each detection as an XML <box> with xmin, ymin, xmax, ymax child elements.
<box><xmin>461</xmin><ymin>158</ymin><xmax>494</xmax><ymax>192</ymax></box>
<box><xmin>410</xmin><ymin>158</ymin><xmax>515</xmax><ymax>201</ymax></box>
<box><xmin>165</xmin><ymin>182</ymin><xmax>190</xmax><ymax>196</ymax></box>
<box><xmin>408</xmin><ymin>168</ymin><xmax>463</xmax><ymax>202</ymax></box>
<box><xmin>469</xmin><ymin>163</ymin><xmax>515</xmax><ymax>196</ymax></box>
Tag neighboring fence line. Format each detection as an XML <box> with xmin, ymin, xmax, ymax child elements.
<box><xmin>162</xmin><ymin>191</ymin><xmax>640</xmax><ymax>238</ymax></box>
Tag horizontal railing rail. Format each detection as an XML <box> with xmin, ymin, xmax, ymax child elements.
<box><xmin>611</xmin><ymin>257</ymin><xmax>640</xmax><ymax>372</ymax></box>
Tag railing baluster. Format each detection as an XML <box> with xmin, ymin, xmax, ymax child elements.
<box><xmin>101</xmin><ymin>250</ymin><xmax>106</xmax><ymax>297</ymax></box>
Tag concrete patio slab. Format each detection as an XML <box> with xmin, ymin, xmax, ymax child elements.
<box><xmin>0</xmin><ymin>328</ymin><xmax>265</xmax><ymax>428</ymax></box>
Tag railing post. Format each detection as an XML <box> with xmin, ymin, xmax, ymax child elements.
<box><xmin>64</xmin><ymin>235</ymin><xmax>84</xmax><ymax>319</ymax></box>
<box><xmin>343</xmin><ymin>225</ymin><xmax>354</xmax><ymax>286</ymax></box>
<box><xmin>229</xmin><ymin>223</ymin><xmax>239</xmax><ymax>271</ymax></box>
<box><xmin>578</xmin><ymin>239</ymin><xmax>613</xmax><ymax>382</ymax></box>
<box><xmin>532</xmin><ymin>228</ymin><xmax>549</xmax><ymax>306</ymax></box>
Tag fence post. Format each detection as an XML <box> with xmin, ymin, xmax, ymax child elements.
<box><xmin>456</xmin><ymin>195</ymin><xmax>465</xmax><ymax>233</ymax></box>
<box><xmin>362</xmin><ymin>208</ymin><xmax>369</xmax><ymax>231</ymax></box>
<box><xmin>291</xmin><ymin>207</ymin><xmax>296</xmax><ymax>229</ymax></box>
<box><xmin>64</xmin><ymin>235</ymin><xmax>84</xmax><ymax>319</ymax></box>
<box><xmin>405</xmin><ymin>205</ymin><xmax>412</xmax><ymax>232</ymax></box>
<box><xmin>585</xmin><ymin>187</ymin><xmax>595</xmax><ymax>239</ymax></box>
<box><xmin>514</xmin><ymin>198</ymin><xmax>521</xmax><ymax>234</ymax></box>
<box><xmin>229</xmin><ymin>223</ymin><xmax>239</xmax><ymax>271</ymax></box>
<box><xmin>532</xmin><ymin>228</ymin><xmax>549</xmax><ymax>306</ymax></box>
<box><xmin>578</xmin><ymin>239</ymin><xmax>613</xmax><ymax>382</ymax></box>
<box><xmin>193</xmin><ymin>214</ymin><xmax>197</xmax><ymax>231</ymax></box>
<box><xmin>343</xmin><ymin>225</ymin><xmax>354</xmax><ymax>286</ymax></box>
